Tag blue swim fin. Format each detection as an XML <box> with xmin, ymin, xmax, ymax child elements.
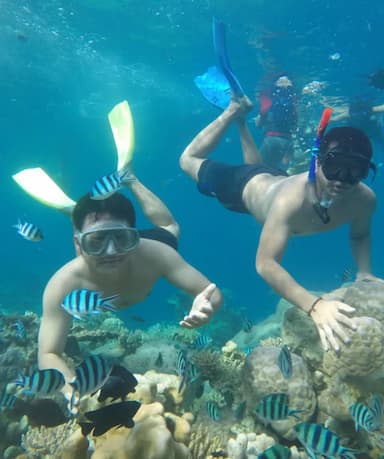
<box><xmin>194</xmin><ymin>66</ymin><xmax>231</xmax><ymax>109</ymax></box>
<box><xmin>212</xmin><ymin>17</ymin><xmax>244</xmax><ymax>97</ymax></box>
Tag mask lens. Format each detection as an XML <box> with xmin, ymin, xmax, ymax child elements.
<box><xmin>322</xmin><ymin>151</ymin><xmax>369</xmax><ymax>185</ymax></box>
<box><xmin>112</xmin><ymin>229</ymin><xmax>139</xmax><ymax>251</ymax></box>
<box><xmin>79</xmin><ymin>227</ymin><xmax>139</xmax><ymax>256</ymax></box>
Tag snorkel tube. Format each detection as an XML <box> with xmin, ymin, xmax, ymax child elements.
<box><xmin>307</xmin><ymin>107</ymin><xmax>333</xmax><ymax>224</ymax></box>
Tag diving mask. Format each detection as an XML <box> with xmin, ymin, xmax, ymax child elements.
<box><xmin>321</xmin><ymin>150</ymin><xmax>375</xmax><ymax>185</ymax></box>
<box><xmin>76</xmin><ymin>226</ymin><xmax>139</xmax><ymax>256</ymax></box>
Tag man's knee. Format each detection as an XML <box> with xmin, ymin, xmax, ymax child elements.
<box><xmin>179</xmin><ymin>153</ymin><xmax>202</xmax><ymax>182</ymax></box>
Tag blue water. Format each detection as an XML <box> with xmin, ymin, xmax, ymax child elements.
<box><xmin>2</xmin><ymin>0</ymin><xmax>384</xmax><ymax>324</ymax></box>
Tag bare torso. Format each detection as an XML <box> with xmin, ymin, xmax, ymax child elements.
<box><xmin>242</xmin><ymin>171</ymin><xmax>372</xmax><ymax>235</ymax></box>
<box><xmin>56</xmin><ymin>239</ymin><xmax>169</xmax><ymax>310</ymax></box>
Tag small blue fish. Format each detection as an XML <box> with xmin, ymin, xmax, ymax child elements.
<box><xmin>12</xmin><ymin>320</ymin><xmax>26</xmax><ymax>339</ymax></box>
<box><xmin>14</xmin><ymin>369</ymin><xmax>65</xmax><ymax>395</ymax></box>
<box><xmin>350</xmin><ymin>402</ymin><xmax>376</xmax><ymax>432</ymax></box>
<box><xmin>255</xmin><ymin>393</ymin><xmax>303</xmax><ymax>423</ymax></box>
<box><xmin>14</xmin><ymin>220</ymin><xmax>43</xmax><ymax>241</ymax></box>
<box><xmin>257</xmin><ymin>444</ymin><xmax>292</xmax><ymax>459</ymax></box>
<box><xmin>278</xmin><ymin>345</ymin><xmax>292</xmax><ymax>379</ymax></box>
<box><xmin>90</xmin><ymin>169</ymin><xmax>133</xmax><ymax>200</ymax></box>
<box><xmin>243</xmin><ymin>347</ymin><xmax>253</xmax><ymax>356</ymax></box>
<box><xmin>294</xmin><ymin>422</ymin><xmax>362</xmax><ymax>458</ymax></box>
<box><xmin>192</xmin><ymin>335</ymin><xmax>212</xmax><ymax>349</ymax></box>
<box><xmin>207</xmin><ymin>401</ymin><xmax>221</xmax><ymax>421</ymax></box>
<box><xmin>61</xmin><ymin>289</ymin><xmax>118</xmax><ymax>319</ymax></box>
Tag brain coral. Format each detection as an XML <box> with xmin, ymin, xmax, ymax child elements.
<box><xmin>241</xmin><ymin>346</ymin><xmax>316</xmax><ymax>440</ymax></box>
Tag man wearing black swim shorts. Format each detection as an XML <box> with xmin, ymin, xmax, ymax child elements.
<box><xmin>180</xmin><ymin>94</ymin><xmax>383</xmax><ymax>354</ymax></box>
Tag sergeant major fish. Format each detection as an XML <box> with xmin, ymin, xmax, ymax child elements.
<box><xmin>90</xmin><ymin>168</ymin><xmax>134</xmax><ymax>200</ymax></box>
<box><xmin>14</xmin><ymin>368</ymin><xmax>65</xmax><ymax>395</ymax></box>
<box><xmin>14</xmin><ymin>220</ymin><xmax>43</xmax><ymax>241</ymax></box>
<box><xmin>70</xmin><ymin>354</ymin><xmax>113</xmax><ymax>398</ymax></box>
<box><xmin>294</xmin><ymin>422</ymin><xmax>362</xmax><ymax>458</ymax></box>
<box><xmin>61</xmin><ymin>289</ymin><xmax>118</xmax><ymax>319</ymax></box>
<box><xmin>207</xmin><ymin>401</ymin><xmax>221</xmax><ymax>421</ymax></box>
<box><xmin>257</xmin><ymin>444</ymin><xmax>292</xmax><ymax>459</ymax></box>
<box><xmin>255</xmin><ymin>393</ymin><xmax>303</xmax><ymax>424</ymax></box>
<box><xmin>277</xmin><ymin>345</ymin><xmax>292</xmax><ymax>379</ymax></box>
<box><xmin>350</xmin><ymin>402</ymin><xmax>377</xmax><ymax>432</ymax></box>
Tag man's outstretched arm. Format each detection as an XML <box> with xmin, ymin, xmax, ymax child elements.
<box><xmin>256</xmin><ymin>202</ymin><xmax>357</xmax><ymax>353</ymax></box>
<box><xmin>160</xmin><ymin>247</ymin><xmax>222</xmax><ymax>327</ymax></box>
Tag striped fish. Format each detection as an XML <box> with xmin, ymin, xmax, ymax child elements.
<box><xmin>0</xmin><ymin>387</ymin><xmax>16</xmax><ymax>411</ymax></box>
<box><xmin>349</xmin><ymin>402</ymin><xmax>376</xmax><ymax>432</ymax></box>
<box><xmin>14</xmin><ymin>220</ymin><xmax>43</xmax><ymax>242</ymax></box>
<box><xmin>14</xmin><ymin>368</ymin><xmax>65</xmax><ymax>395</ymax></box>
<box><xmin>61</xmin><ymin>289</ymin><xmax>118</xmax><ymax>319</ymax></box>
<box><xmin>278</xmin><ymin>345</ymin><xmax>292</xmax><ymax>379</ymax></box>
<box><xmin>176</xmin><ymin>349</ymin><xmax>189</xmax><ymax>393</ymax></box>
<box><xmin>207</xmin><ymin>401</ymin><xmax>221</xmax><ymax>421</ymax></box>
<box><xmin>243</xmin><ymin>347</ymin><xmax>254</xmax><ymax>356</ymax></box>
<box><xmin>242</xmin><ymin>317</ymin><xmax>254</xmax><ymax>333</ymax></box>
<box><xmin>192</xmin><ymin>334</ymin><xmax>212</xmax><ymax>349</ymax></box>
<box><xmin>294</xmin><ymin>422</ymin><xmax>362</xmax><ymax>458</ymax></box>
<box><xmin>257</xmin><ymin>444</ymin><xmax>292</xmax><ymax>459</ymax></box>
<box><xmin>90</xmin><ymin>169</ymin><xmax>133</xmax><ymax>200</ymax></box>
<box><xmin>369</xmin><ymin>394</ymin><xmax>383</xmax><ymax>430</ymax></box>
<box><xmin>70</xmin><ymin>354</ymin><xmax>113</xmax><ymax>398</ymax></box>
<box><xmin>255</xmin><ymin>393</ymin><xmax>303</xmax><ymax>423</ymax></box>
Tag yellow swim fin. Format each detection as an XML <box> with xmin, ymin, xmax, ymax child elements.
<box><xmin>108</xmin><ymin>100</ymin><xmax>135</xmax><ymax>171</ymax></box>
<box><xmin>12</xmin><ymin>167</ymin><xmax>76</xmax><ymax>214</ymax></box>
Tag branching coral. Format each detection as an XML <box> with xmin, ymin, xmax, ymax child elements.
<box><xmin>188</xmin><ymin>423</ymin><xmax>227</xmax><ymax>459</ymax></box>
<box><xmin>21</xmin><ymin>419</ymin><xmax>80</xmax><ymax>458</ymax></box>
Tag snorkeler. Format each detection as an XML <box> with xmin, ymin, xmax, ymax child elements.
<box><xmin>255</xmin><ymin>75</ymin><xmax>298</xmax><ymax>169</ymax></box>
<box><xmin>179</xmin><ymin>93</ymin><xmax>383</xmax><ymax>353</ymax></box>
<box><xmin>13</xmin><ymin>100</ymin><xmax>223</xmax><ymax>403</ymax></box>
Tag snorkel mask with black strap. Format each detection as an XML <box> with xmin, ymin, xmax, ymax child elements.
<box><xmin>308</xmin><ymin>112</ymin><xmax>377</xmax><ymax>224</ymax></box>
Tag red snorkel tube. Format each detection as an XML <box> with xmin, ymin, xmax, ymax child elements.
<box><xmin>308</xmin><ymin>107</ymin><xmax>333</xmax><ymax>223</ymax></box>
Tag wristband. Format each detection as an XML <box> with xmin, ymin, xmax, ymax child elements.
<box><xmin>307</xmin><ymin>297</ymin><xmax>322</xmax><ymax>316</ymax></box>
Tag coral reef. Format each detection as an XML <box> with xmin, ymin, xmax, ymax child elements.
<box><xmin>188</xmin><ymin>423</ymin><xmax>228</xmax><ymax>459</ymax></box>
<box><xmin>242</xmin><ymin>345</ymin><xmax>316</xmax><ymax>440</ymax></box>
<box><xmin>21</xmin><ymin>419</ymin><xmax>85</xmax><ymax>458</ymax></box>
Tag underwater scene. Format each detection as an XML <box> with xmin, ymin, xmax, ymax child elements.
<box><xmin>2</xmin><ymin>0</ymin><xmax>384</xmax><ymax>458</ymax></box>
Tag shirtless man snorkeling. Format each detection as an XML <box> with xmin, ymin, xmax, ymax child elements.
<box><xmin>180</xmin><ymin>95</ymin><xmax>382</xmax><ymax>353</ymax></box>
<box><xmin>38</xmin><ymin>175</ymin><xmax>222</xmax><ymax>389</ymax></box>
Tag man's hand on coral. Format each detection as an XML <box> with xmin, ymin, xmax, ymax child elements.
<box><xmin>179</xmin><ymin>283</ymin><xmax>217</xmax><ymax>329</ymax></box>
<box><xmin>310</xmin><ymin>298</ymin><xmax>357</xmax><ymax>353</ymax></box>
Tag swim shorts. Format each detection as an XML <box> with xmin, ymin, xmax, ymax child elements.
<box><xmin>197</xmin><ymin>160</ymin><xmax>287</xmax><ymax>213</ymax></box>
<box><xmin>139</xmin><ymin>227</ymin><xmax>178</xmax><ymax>250</ymax></box>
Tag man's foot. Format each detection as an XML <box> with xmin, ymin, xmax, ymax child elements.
<box><xmin>227</xmin><ymin>95</ymin><xmax>253</xmax><ymax>118</ymax></box>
